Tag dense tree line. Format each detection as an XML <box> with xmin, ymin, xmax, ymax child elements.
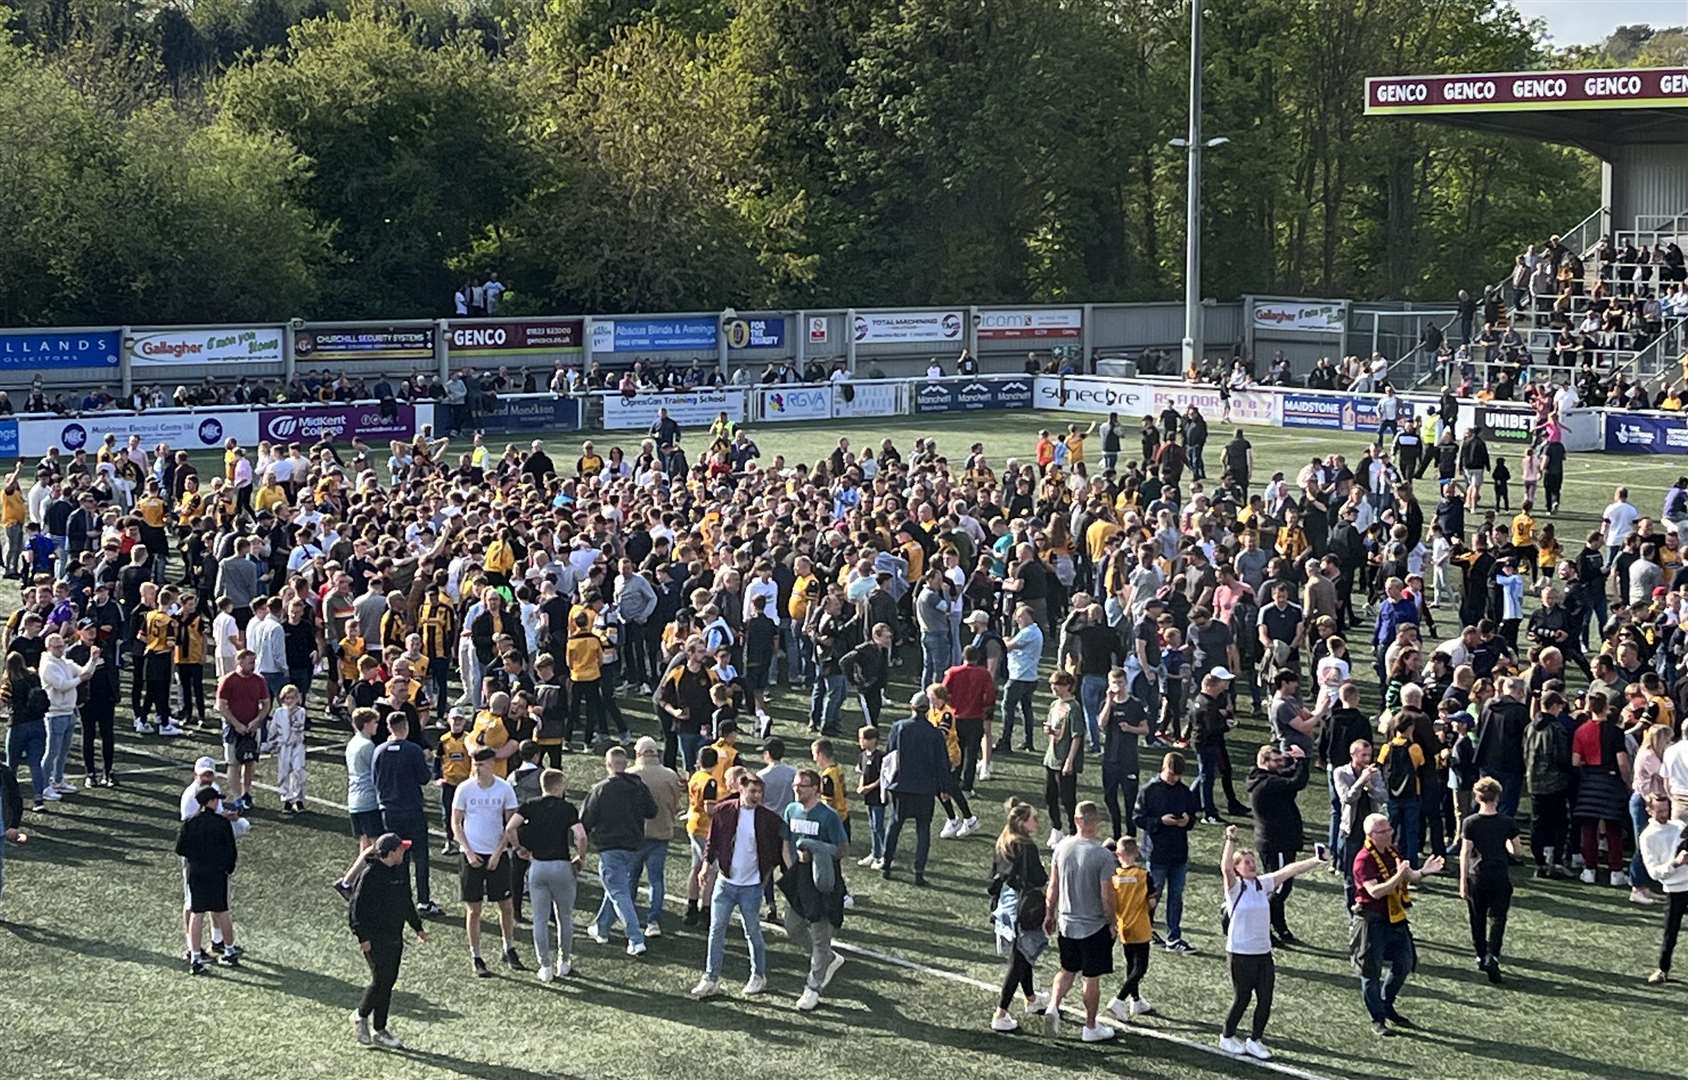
<box><xmin>0</xmin><ymin>0</ymin><xmax>1611</xmax><ymax>325</ymax></box>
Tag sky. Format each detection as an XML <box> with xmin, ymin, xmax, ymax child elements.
<box><xmin>1509</xmin><ymin>0</ymin><xmax>1688</xmax><ymax>44</ymax></box>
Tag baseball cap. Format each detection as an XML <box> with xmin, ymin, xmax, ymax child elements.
<box><xmin>193</xmin><ymin>756</ymin><xmax>218</xmax><ymax>774</ymax></box>
<box><xmin>1209</xmin><ymin>666</ymin><xmax>1236</xmax><ymax>680</ymax></box>
<box><xmin>909</xmin><ymin>690</ymin><xmax>929</xmax><ymax>710</ymax></box>
<box><xmin>634</xmin><ymin>736</ymin><xmax>660</xmax><ymax>756</ymax></box>
<box><xmin>965</xmin><ymin>610</ymin><xmax>991</xmax><ymax>625</ymax></box>
<box><xmin>374</xmin><ymin>832</ymin><xmax>413</xmax><ymax>857</ymax></box>
<box><xmin>195</xmin><ymin>786</ymin><xmax>222</xmax><ymax>806</ymax></box>
<box><xmin>75</xmin><ymin>617</ymin><xmax>94</xmax><ymax>630</ymax></box>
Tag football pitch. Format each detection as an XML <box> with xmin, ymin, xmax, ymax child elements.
<box><xmin>0</xmin><ymin>410</ymin><xmax>1681</xmax><ymax>1080</ymax></box>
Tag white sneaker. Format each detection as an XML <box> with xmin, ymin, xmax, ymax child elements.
<box><xmin>626</xmin><ymin>942</ymin><xmax>647</xmax><ymax>957</ymax></box>
<box><xmin>1043</xmin><ymin>1006</ymin><xmax>1061</xmax><ymax>1036</ymax></box>
<box><xmin>1129</xmin><ymin>996</ymin><xmax>1153</xmax><ymax>1017</ymax></box>
<box><xmin>870</xmin><ymin>858</ymin><xmax>884</xmax><ymax>871</ymax></box>
<box><xmin>743</xmin><ymin>973</ymin><xmax>766</xmax><ymax>996</ymax></box>
<box><xmin>1219</xmin><ymin>1035</ymin><xmax>1246</xmax><ymax>1054</ymax></box>
<box><xmin>796</xmin><ymin>988</ymin><xmax>821</xmax><ymax>1011</ymax></box>
<box><xmin>1579</xmin><ymin>869</ymin><xmax>1597</xmax><ymax>884</ymax></box>
<box><xmin>554</xmin><ymin>957</ymin><xmax>571</xmax><ymax>978</ymax></box>
<box><xmin>858</xmin><ymin>854</ymin><xmax>877</xmax><ymax>867</ymax></box>
<box><xmin>353</xmin><ymin>1011</ymin><xmax>372</xmax><ymax>1046</ymax></box>
<box><xmin>1571</xmin><ymin>853</ymin><xmax>1586</xmax><ymax>870</ymax></box>
<box><xmin>159</xmin><ymin>724</ymin><xmax>184</xmax><ymax>737</ymax></box>
<box><xmin>1612</xmin><ymin>871</ymin><xmax>1632</xmax><ymax>889</ymax></box>
<box><xmin>42</xmin><ymin>789</ymin><xmax>61</xmax><ymax>801</ymax></box>
<box><xmin>978</xmin><ymin>762</ymin><xmax>993</xmax><ymax>781</ymax></box>
<box><xmin>1105</xmin><ymin>997</ymin><xmax>1131</xmax><ymax>1022</ymax></box>
<box><xmin>537</xmin><ymin>964</ymin><xmax>554</xmax><ymax>983</ymax></box>
<box><xmin>842</xmin><ymin>894</ymin><xmax>855</xmax><ymax>909</ymax></box>
<box><xmin>940</xmin><ymin>818</ymin><xmax>961</xmax><ymax>839</ymax></box>
<box><xmin>644</xmin><ymin>923</ymin><xmax>663</xmax><ymax>938</ymax></box>
<box><xmin>52</xmin><ymin>781</ymin><xmax>77</xmax><ymax>794</ymax></box>
<box><xmin>587</xmin><ymin>927</ymin><xmax>611</xmax><ymax>945</ymax></box>
<box><xmin>688</xmin><ymin>977</ymin><xmax>721</xmax><ymax>999</ymax></box>
<box><xmin>960</xmin><ymin>816</ymin><xmax>981</xmax><ymax>837</ymax></box>
<box><xmin>990</xmin><ymin>1013</ymin><xmax>1019</xmax><ymax>1032</ymax></box>
<box><xmin>1024</xmin><ymin>991</ymin><xmax>1049</xmax><ymax>1015</ymax></box>
<box><xmin>1048</xmin><ymin>828</ymin><xmax>1064</xmax><ymax>848</ymax></box>
<box><xmin>821</xmin><ymin>952</ymin><xmax>846</xmax><ymax>989</ymax></box>
<box><xmin>371</xmin><ymin>1029</ymin><xmax>404</xmax><ymax>1050</ymax></box>
<box><xmin>756</xmin><ymin>710</ymin><xmax>771</xmax><ymax>723</ymax></box>
<box><xmin>134</xmin><ymin>721</ymin><xmax>157</xmax><ymax>735</ymax></box>
<box><xmin>1244</xmin><ymin>1038</ymin><xmax>1273</xmax><ymax>1060</ymax></box>
<box><xmin>1081</xmin><ymin>1024</ymin><xmax>1115</xmax><ymax>1043</ymax></box>
<box><xmin>1632</xmin><ymin>888</ymin><xmax>1661</xmax><ymax>905</ymax></box>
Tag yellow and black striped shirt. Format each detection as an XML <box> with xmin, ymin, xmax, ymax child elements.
<box><xmin>143</xmin><ymin>609</ymin><xmax>178</xmax><ymax>654</ymax></box>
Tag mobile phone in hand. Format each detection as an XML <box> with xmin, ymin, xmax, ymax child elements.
<box><xmin>1314</xmin><ymin>841</ymin><xmax>1331</xmax><ymax>862</ymax></box>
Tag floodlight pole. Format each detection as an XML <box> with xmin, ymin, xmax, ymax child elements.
<box><xmin>1181</xmin><ymin>1</ymin><xmax>1203</xmax><ymax>375</ymax></box>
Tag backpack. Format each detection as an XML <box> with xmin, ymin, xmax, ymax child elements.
<box><xmin>1382</xmin><ymin>740</ymin><xmax>1417</xmax><ymax>798</ymax></box>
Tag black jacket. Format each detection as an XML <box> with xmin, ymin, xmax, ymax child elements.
<box><xmin>1247</xmin><ymin>757</ymin><xmax>1309</xmax><ymax>852</ymax></box>
<box><xmin>840</xmin><ymin>640</ymin><xmax>890</xmax><ymax>691</ymax></box>
<box><xmin>1475</xmin><ymin>699</ymin><xmax>1530</xmax><ymax>774</ymax></box>
<box><xmin>1134</xmin><ymin>777</ymin><xmax>1197</xmax><ymax>866</ymax></box>
<box><xmin>175</xmin><ymin>810</ymin><xmax>238</xmax><ymax>876</ymax></box>
<box><xmin>348</xmin><ymin>856</ymin><xmax>423</xmax><ymax>943</ymax></box>
<box><xmin>0</xmin><ymin>764</ymin><xmax>22</xmax><ymax>832</ymax></box>
<box><xmin>1319</xmin><ymin>706</ymin><xmax>1373</xmax><ymax>770</ymax></box>
<box><xmin>580</xmin><ymin>772</ymin><xmax>658</xmax><ymax>852</ymax></box>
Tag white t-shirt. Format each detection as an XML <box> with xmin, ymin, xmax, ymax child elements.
<box><xmin>213</xmin><ymin>612</ymin><xmax>241</xmax><ymax>659</ymax></box>
<box><xmin>452</xmin><ymin>777</ymin><xmax>518</xmax><ymax>856</ymax></box>
<box><xmin>1225</xmin><ymin>872</ymin><xmax>1279</xmax><ymax>956</ymax></box>
<box><xmin>1603</xmin><ymin>500</ymin><xmax>1640</xmax><ymax>546</ymax></box>
<box><xmin>725</xmin><ymin>806</ymin><xmax>761</xmax><ymax>886</ymax></box>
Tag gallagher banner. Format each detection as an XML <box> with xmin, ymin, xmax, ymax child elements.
<box><xmin>1251</xmin><ymin>300</ymin><xmax>1346</xmax><ymax>335</ymax></box>
<box><xmin>914</xmin><ymin>377</ymin><xmax>1033</xmax><ymax>414</ymax></box>
<box><xmin>725</xmin><ymin>317</ymin><xmax>787</xmax><ymax>349</ymax></box>
<box><xmin>447</xmin><ymin>320</ymin><xmax>585</xmax><ymax>357</ymax></box>
<box><xmin>127</xmin><ymin>326</ymin><xmax>284</xmax><ymax>367</ymax></box>
<box><xmin>590</xmin><ymin>318</ymin><xmax>717</xmax><ymax>352</ymax></box>
<box><xmin>1606</xmin><ymin>414</ymin><xmax>1688</xmax><ymax>454</ymax></box>
<box><xmin>757</xmin><ymin>385</ymin><xmax>832</xmax><ymax>422</ymax></box>
<box><xmin>1282</xmin><ymin>393</ymin><xmax>1416</xmax><ymax>434</ymax></box>
<box><xmin>853</xmin><ymin>311</ymin><xmax>964</xmax><ymax>345</ymax></box>
<box><xmin>259</xmin><ymin>403</ymin><xmax>418</xmax><ymax>443</ymax></box>
<box><xmin>1366</xmin><ymin>68</ymin><xmax>1688</xmax><ymax>115</ymax></box>
<box><xmin>0</xmin><ymin>330</ymin><xmax>121</xmax><ymax>370</ymax></box>
<box><xmin>977</xmin><ymin>309</ymin><xmax>1083</xmax><ymax>340</ymax></box>
<box><xmin>295</xmin><ymin>326</ymin><xmax>434</xmax><ymax>361</ymax></box>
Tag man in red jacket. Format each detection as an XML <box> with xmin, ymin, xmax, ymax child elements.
<box><xmin>943</xmin><ymin>645</ymin><xmax>998</xmax><ymax>799</ymax></box>
<box><xmin>690</xmin><ymin>772</ymin><xmax>785</xmax><ymax>1000</ymax></box>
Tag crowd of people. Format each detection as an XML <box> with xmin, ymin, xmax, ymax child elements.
<box><xmin>3</xmin><ymin>391</ymin><xmax>1688</xmax><ymax>1062</ymax></box>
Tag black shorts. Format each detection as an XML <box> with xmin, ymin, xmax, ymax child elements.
<box><xmin>461</xmin><ymin>854</ymin><xmax>512</xmax><ymax>903</ymax></box>
<box><xmin>186</xmin><ymin>871</ymin><xmax>230</xmax><ymax>914</ymax></box>
<box><xmin>1057</xmin><ymin>927</ymin><xmax>1115</xmax><ymax>977</ymax></box>
<box><xmin>350</xmin><ymin>810</ymin><xmax>385</xmax><ymax>839</ymax></box>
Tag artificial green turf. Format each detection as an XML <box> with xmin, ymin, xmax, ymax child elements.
<box><xmin>0</xmin><ymin>411</ymin><xmax>1682</xmax><ymax>1080</ymax></box>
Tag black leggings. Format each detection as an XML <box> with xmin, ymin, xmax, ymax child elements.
<box><xmin>1045</xmin><ymin>767</ymin><xmax>1077</xmax><ymax>833</ymax></box>
<box><xmin>1662</xmin><ymin>891</ymin><xmax>1688</xmax><ymax>974</ymax></box>
<box><xmin>566</xmin><ymin>679</ymin><xmax>605</xmax><ymax>743</ymax></box>
<box><xmin>359</xmin><ymin>936</ymin><xmax>404</xmax><ymax>1030</ymax></box>
<box><xmin>1529</xmin><ymin>791</ymin><xmax>1568</xmax><ymax>865</ymax></box>
<box><xmin>942</xmin><ymin>767</ymin><xmax>972</xmax><ymax>821</ymax></box>
<box><xmin>1222</xmin><ymin>952</ymin><xmax>1275</xmax><ymax>1040</ymax></box>
<box><xmin>140</xmin><ymin>652</ymin><xmax>174</xmax><ymax>725</ymax></box>
<box><xmin>958</xmin><ymin>718</ymin><xmax>984</xmax><ymax>791</ymax></box>
<box><xmin>1466</xmin><ymin>878</ymin><xmax>1512</xmax><ymax>961</ymax></box>
<box><xmin>998</xmin><ymin>946</ymin><xmax>1035</xmax><ymax>1010</ymax></box>
<box><xmin>177</xmin><ymin>663</ymin><xmax>206</xmax><ymax>723</ymax></box>
<box><xmin>1102</xmin><ymin>763</ymin><xmax>1138</xmax><ymax>840</ymax></box>
<box><xmin>1118</xmin><ymin>940</ymin><xmax>1150</xmax><ymax>1001</ymax></box>
<box><xmin>81</xmin><ymin>698</ymin><xmax>115</xmax><ymax>776</ymax></box>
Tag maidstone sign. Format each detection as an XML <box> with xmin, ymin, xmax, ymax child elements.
<box><xmin>1365</xmin><ymin>67</ymin><xmax>1688</xmax><ymax>114</ymax></box>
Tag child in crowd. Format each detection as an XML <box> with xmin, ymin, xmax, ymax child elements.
<box><xmin>814</xmin><ymin>736</ymin><xmax>854</xmax><ymax>907</ymax></box>
<box><xmin>435</xmin><ymin>707</ymin><xmax>472</xmax><ymax>855</ymax></box>
<box><xmin>856</xmin><ymin>726</ymin><xmax>885</xmax><ymax>869</ymax></box>
<box><xmin>1491</xmin><ymin>456</ymin><xmax>1511</xmax><ymax>510</ymax></box>
<box><xmin>267</xmin><ymin>684</ymin><xmax>309</xmax><ymax>815</ymax></box>
<box><xmin>1444</xmin><ymin>704</ymin><xmax>1480</xmax><ymax>845</ymax></box>
<box><xmin>709</xmin><ymin>681</ymin><xmax>738</xmax><ymax>743</ymax></box>
<box><xmin>683</xmin><ymin>746</ymin><xmax>722</xmax><ymax>927</ymax></box>
<box><xmin>1159</xmin><ymin>624</ymin><xmax>1188</xmax><ymax>740</ymax></box>
<box><xmin>1430</xmin><ymin>524</ymin><xmax>1452</xmax><ymax>608</ymax></box>
<box><xmin>1105</xmin><ymin>837</ymin><xmax>1157</xmax><ymax>1022</ymax></box>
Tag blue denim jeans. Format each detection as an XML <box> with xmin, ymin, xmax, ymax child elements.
<box><xmin>867</xmin><ymin>803</ymin><xmax>887</xmax><ymax>861</ymax></box>
<box><xmin>781</xmin><ymin>621</ymin><xmax>811</xmax><ymax>685</ymax></box>
<box><xmin>1359</xmin><ymin>916</ymin><xmax>1414</xmax><ymax>1021</ymax></box>
<box><xmin>1327</xmin><ymin>771</ymin><xmax>1343</xmax><ymax>853</ymax></box>
<box><xmin>1195</xmin><ymin>744</ymin><xmax>1222</xmax><ymax>818</ymax></box>
<box><xmin>1630</xmin><ymin>793</ymin><xmax>1654</xmax><ymax>887</ymax></box>
<box><xmin>596</xmin><ymin>848</ymin><xmax>646</xmax><ymax>947</ymax></box>
<box><xmin>810</xmin><ymin>673</ymin><xmax>846</xmax><ymax>733</ymax></box>
<box><xmin>44</xmin><ymin>712</ymin><xmax>76</xmax><ymax>787</ymax></box>
<box><xmin>920</xmin><ymin>631</ymin><xmax>953</xmax><ymax>690</ymax></box>
<box><xmin>633</xmin><ymin>838</ymin><xmax>668</xmax><ymax>929</ymax></box>
<box><xmin>704</xmin><ymin>878</ymin><xmax>767</xmax><ymax>980</ymax></box>
<box><xmin>1080</xmin><ymin>675</ymin><xmax>1108</xmax><ymax>752</ymax></box>
<box><xmin>1149</xmin><ymin>860</ymin><xmax>1188</xmax><ymax>940</ymax></box>
<box><xmin>1388</xmin><ymin>796</ymin><xmax>1422</xmax><ymax>868</ymax></box>
<box><xmin>678</xmin><ymin>734</ymin><xmax>705</xmax><ymax>773</ymax></box>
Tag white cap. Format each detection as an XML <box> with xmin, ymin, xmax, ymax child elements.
<box><xmin>1209</xmin><ymin>666</ymin><xmax>1236</xmax><ymax>681</ymax></box>
<box><xmin>193</xmin><ymin>756</ymin><xmax>218</xmax><ymax>774</ymax></box>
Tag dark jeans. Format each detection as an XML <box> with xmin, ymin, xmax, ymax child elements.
<box><xmin>1530</xmin><ymin>790</ymin><xmax>1568</xmax><ymax>864</ymax></box>
<box><xmin>81</xmin><ymin>698</ymin><xmax>116</xmax><ymax>776</ymax></box>
<box><xmin>1465</xmin><ymin>877</ymin><xmax>1512</xmax><ymax>961</ymax></box>
<box><xmin>4</xmin><ymin>717</ymin><xmax>47</xmax><ymax>796</ymax></box>
<box><xmin>1102</xmin><ymin>762</ymin><xmax>1138</xmax><ymax>840</ymax></box>
<box><xmin>381</xmin><ymin>809</ymin><xmax>432</xmax><ymax>905</ymax></box>
<box><xmin>883</xmin><ymin>793</ymin><xmax>934</xmax><ymax>873</ymax></box>
<box><xmin>1044</xmin><ymin>767</ymin><xmax>1077</xmax><ymax>833</ymax></box>
<box><xmin>1119</xmin><ymin>940</ymin><xmax>1151</xmax><ymax>1001</ymax></box>
<box><xmin>1001</xmin><ymin>680</ymin><xmax>1036</xmax><ymax>747</ymax></box>
<box><xmin>1662</xmin><ymin>891</ymin><xmax>1688</xmax><ymax>974</ymax></box>
<box><xmin>1483</xmin><ymin>768</ymin><xmax>1522</xmax><ymax>819</ymax></box>
<box><xmin>567</xmin><ymin>679</ymin><xmax>606</xmax><ymax>743</ymax></box>
<box><xmin>1358</xmin><ymin>916</ymin><xmax>1415</xmax><ymax>1022</ymax></box>
<box><xmin>359</xmin><ymin>935</ymin><xmax>404</xmax><ymax>1030</ymax></box>
<box><xmin>1195</xmin><ymin>743</ymin><xmax>1222</xmax><ymax>817</ymax></box>
<box><xmin>140</xmin><ymin>652</ymin><xmax>174</xmax><ymax>725</ymax></box>
<box><xmin>1223</xmin><ymin>952</ymin><xmax>1275</xmax><ymax>1040</ymax></box>
<box><xmin>957</xmin><ymin>717</ymin><xmax>985</xmax><ymax>791</ymax></box>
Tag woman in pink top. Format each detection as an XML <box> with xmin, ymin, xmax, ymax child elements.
<box><xmin>1632</xmin><ymin>724</ymin><xmax>1676</xmax><ymax>904</ymax></box>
